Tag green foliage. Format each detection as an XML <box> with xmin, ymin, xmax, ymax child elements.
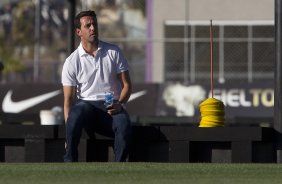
<box><xmin>12</xmin><ymin>1</ymin><xmax>35</xmax><ymax>46</ymax></box>
<box><xmin>0</xmin><ymin>2</ymin><xmax>35</xmax><ymax>75</ymax></box>
<box><xmin>0</xmin><ymin>37</ymin><xmax>25</xmax><ymax>74</ymax></box>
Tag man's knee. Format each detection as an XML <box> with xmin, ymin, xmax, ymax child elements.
<box><xmin>113</xmin><ymin>112</ymin><xmax>131</xmax><ymax>130</ymax></box>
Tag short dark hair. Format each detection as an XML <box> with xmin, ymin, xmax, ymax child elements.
<box><xmin>74</xmin><ymin>10</ymin><xmax>97</xmax><ymax>29</ymax></box>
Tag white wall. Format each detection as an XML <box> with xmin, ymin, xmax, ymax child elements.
<box><xmin>151</xmin><ymin>0</ymin><xmax>274</xmax><ymax>82</ymax></box>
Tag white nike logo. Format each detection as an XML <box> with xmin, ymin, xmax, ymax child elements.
<box><xmin>128</xmin><ymin>90</ymin><xmax>147</xmax><ymax>102</ymax></box>
<box><xmin>2</xmin><ymin>90</ymin><xmax>61</xmax><ymax>113</ymax></box>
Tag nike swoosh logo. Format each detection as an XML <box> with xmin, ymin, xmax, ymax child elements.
<box><xmin>128</xmin><ymin>90</ymin><xmax>147</xmax><ymax>102</ymax></box>
<box><xmin>2</xmin><ymin>90</ymin><xmax>61</xmax><ymax>113</ymax></box>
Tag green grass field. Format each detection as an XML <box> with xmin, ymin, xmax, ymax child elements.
<box><xmin>0</xmin><ymin>163</ymin><xmax>282</xmax><ymax>184</ymax></box>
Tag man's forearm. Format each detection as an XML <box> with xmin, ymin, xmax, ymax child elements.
<box><xmin>119</xmin><ymin>84</ymin><xmax>131</xmax><ymax>104</ymax></box>
<box><xmin>64</xmin><ymin>104</ymin><xmax>70</xmax><ymax>123</ymax></box>
<box><xmin>63</xmin><ymin>86</ymin><xmax>76</xmax><ymax>123</ymax></box>
<box><xmin>64</xmin><ymin>98</ymin><xmax>75</xmax><ymax>123</ymax></box>
<box><xmin>118</xmin><ymin>71</ymin><xmax>132</xmax><ymax>104</ymax></box>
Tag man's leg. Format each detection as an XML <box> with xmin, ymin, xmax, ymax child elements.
<box><xmin>64</xmin><ymin>100</ymin><xmax>93</xmax><ymax>162</ymax></box>
<box><xmin>83</xmin><ymin>101</ymin><xmax>132</xmax><ymax>162</ymax></box>
<box><xmin>112</xmin><ymin>110</ymin><xmax>132</xmax><ymax>162</ymax></box>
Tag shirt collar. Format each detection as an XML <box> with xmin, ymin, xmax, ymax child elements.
<box><xmin>78</xmin><ymin>41</ymin><xmax>103</xmax><ymax>57</ymax></box>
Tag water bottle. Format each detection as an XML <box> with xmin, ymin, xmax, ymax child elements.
<box><xmin>104</xmin><ymin>91</ymin><xmax>114</xmax><ymax>109</ymax></box>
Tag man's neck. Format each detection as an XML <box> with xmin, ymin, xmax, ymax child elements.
<box><xmin>82</xmin><ymin>40</ymin><xmax>99</xmax><ymax>56</ymax></box>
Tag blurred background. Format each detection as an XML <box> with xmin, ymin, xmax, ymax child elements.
<box><xmin>0</xmin><ymin>0</ymin><xmax>275</xmax><ymax>125</ymax></box>
<box><xmin>0</xmin><ymin>0</ymin><xmax>274</xmax><ymax>84</ymax></box>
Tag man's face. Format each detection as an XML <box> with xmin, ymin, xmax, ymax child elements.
<box><xmin>76</xmin><ymin>16</ymin><xmax>99</xmax><ymax>43</ymax></box>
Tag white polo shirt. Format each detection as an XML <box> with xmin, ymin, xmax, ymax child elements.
<box><xmin>61</xmin><ymin>40</ymin><xmax>129</xmax><ymax>101</ymax></box>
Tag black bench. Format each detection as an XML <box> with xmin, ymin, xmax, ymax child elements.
<box><xmin>0</xmin><ymin>124</ymin><xmax>277</xmax><ymax>163</ymax></box>
<box><xmin>157</xmin><ymin>126</ymin><xmax>276</xmax><ymax>163</ymax></box>
<box><xmin>0</xmin><ymin>125</ymin><xmax>58</xmax><ymax>162</ymax></box>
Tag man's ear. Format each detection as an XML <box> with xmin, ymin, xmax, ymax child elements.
<box><xmin>75</xmin><ymin>28</ymin><xmax>81</xmax><ymax>36</ymax></box>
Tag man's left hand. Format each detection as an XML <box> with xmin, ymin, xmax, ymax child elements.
<box><xmin>107</xmin><ymin>101</ymin><xmax>123</xmax><ymax>115</ymax></box>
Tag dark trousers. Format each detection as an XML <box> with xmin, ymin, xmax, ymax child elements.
<box><xmin>64</xmin><ymin>100</ymin><xmax>132</xmax><ymax>162</ymax></box>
